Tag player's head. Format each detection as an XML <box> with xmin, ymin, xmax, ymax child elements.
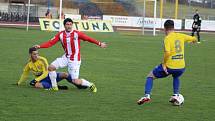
<box><xmin>164</xmin><ymin>20</ymin><xmax>174</xmax><ymax>35</ymax></box>
<box><xmin>63</xmin><ymin>18</ymin><xmax>73</xmax><ymax>32</ymax></box>
<box><xmin>29</xmin><ymin>47</ymin><xmax>39</xmax><ymax>61</ymax></box>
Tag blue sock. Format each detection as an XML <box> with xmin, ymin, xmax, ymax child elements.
<box><xmin>145</xmin><ymin>77</ymin><xmax>153</xmax><ymax>95</ymax></box>
<box><xmin>173</xmin><ymin>77</ymin><xmax>180</xmax><ymax>94</ymax></box>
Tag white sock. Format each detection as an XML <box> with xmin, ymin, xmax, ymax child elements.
<box><xmin>81</xmin><ymin>79</ymin><xmax>92</xmax><ymax>87</ymax></box>
<box><xmin>49</xmin><ymin>71</ymin><xmax>57</xmax><ymax>87</ymax></box>
<box><xmin>145</xmin><ymin>94</ymin><xmax>150</xmax><ymax>98</ymax></box>
<box><xmin>173</xmin><ymin>94</ymin><xmax>179</xmax><ymax>96</ymax></box>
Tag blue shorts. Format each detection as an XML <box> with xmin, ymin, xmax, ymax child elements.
<box><xmin>152</xmin><ymin>64</ymin><xmax>185</xmax><ymax>78</ymax></box>
<box><xmin>30</xmin><ymin>73</ymin><xmax>64</xmax><ymax>89</ymax></box>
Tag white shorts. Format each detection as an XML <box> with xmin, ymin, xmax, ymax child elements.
<box><xmin>51</xmin><ymin>54</ymin><xmax>81</xmax><ymax>79</ymax></box>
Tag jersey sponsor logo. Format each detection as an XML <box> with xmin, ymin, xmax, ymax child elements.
<box><xmin>172</xmin><ymin>54</ymin><xmax>183</xmax><ymax>60</ymax></box>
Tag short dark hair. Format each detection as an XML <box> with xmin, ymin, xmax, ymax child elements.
<box><xmin>164</xmin><ymin>20</ymin><xmax>174</xmax><ymax>30</ymax></box>
<box><xmin>63</xmin><ymin>18</ymin><xmax>73</xmax><ymax>25</ymax></box>
<box><xmin>29</xmin><ymin>47</ymin><xmax>37</xmax><ymax>54</ymax></box>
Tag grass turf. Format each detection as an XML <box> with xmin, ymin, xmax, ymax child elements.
<box><xmin>0</xmin><ymin>28</ymin><xmax>214</xmax><ymax>121</ymax></box>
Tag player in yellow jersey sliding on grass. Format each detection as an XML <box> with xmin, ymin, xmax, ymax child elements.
<box><xmin>17</xmin><ymin>47</ymin><xmax>88</xmax><ymax>90</ymax></box>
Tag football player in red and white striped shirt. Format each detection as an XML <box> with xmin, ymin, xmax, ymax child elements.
<box><xmin>34</xmin><ymin>18</ymin><xmax>107</xmax><ymax>91</ymax></box>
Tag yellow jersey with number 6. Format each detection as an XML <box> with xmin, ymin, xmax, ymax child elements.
<box><xmin>164</xmin><ymin>32</ymin><xmax>196</xmax><ymax>69</ymax></box>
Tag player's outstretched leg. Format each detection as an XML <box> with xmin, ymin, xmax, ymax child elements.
<box><xmin>137</xmin><ymin>76</ymin><xmax>153</xmax><ymax>105</ymax></box>
<box><xmin>71</xmin><ymin>78</ymin><xmax>97</xmax><ymax>93</ymax></box>
<box><xmin>173</xmin><ymin>77</ymin><xmax>180</xmax><ymax>95</ymax></box>
<box><xmin>68</xmin><ymin>62</ymin><xmax>96</xmax><ymax>92</ymax></box>
<box><xmin>81</xmin><ymin>78</ymin><xmax>97</xmax><ymax>92</ymax></box>
<box><xmin>48</xmin><ymin>65</ymin><xmax>58</xmax><ymax>91</ymax></box>
<box><xmin>137</xmin><ymin>64</ymin><xmax>169</xmax><ymax>105</ymax></box>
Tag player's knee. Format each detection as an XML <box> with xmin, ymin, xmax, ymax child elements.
<box><xmin>72</xmin><ymin>79</ymin><xmax>82</xmax><ymax>85</ymax></box>
<box><xmin>147</xmin><ymin>71</ymin><xmax>155</xmax><ymax>79</ymax></box>
<box><xmin>48</xmin><ymin>65</ymin><xmax>56</xmax><ymax>71</ymax></box>
<box><xmin>60</xmin><ymin>72</ymin><xmax>69</xmax><ymax>78</ymax></box>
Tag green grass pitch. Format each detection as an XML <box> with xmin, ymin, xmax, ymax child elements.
<box><xmin>0</xmin><ymin>28</ymin><xmax>214</xmax><ymax>121</ymax></box>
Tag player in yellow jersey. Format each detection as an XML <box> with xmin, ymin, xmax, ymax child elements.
<box><xmin>137</xmin><ymin>20</ymin><xmax>197</xmax><ymax>105</ymax></box>
<box><xmin>17</xmin><ymin>47</ymin><xmax>88</xmax><ymax>90</ymax></box>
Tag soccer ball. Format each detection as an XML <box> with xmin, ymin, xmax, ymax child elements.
<box><xmin>169</xmin><ymin>94</ymin><xmax>184</xmax><ymax>106</ymax></box>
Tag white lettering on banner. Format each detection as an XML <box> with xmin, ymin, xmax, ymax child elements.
<box><xmin>103</xmin><ymin>15</ymin><xmax>182</xmax><ymax>29</ymax></box>
<box><xmin>39</xmin><ymin>18</ymin><xmax>113</xmax><ymax>32</ymax></box>
<box><xmin>133</xmin><ymin>17</ymin><xmax>162</xmax><ymax>28</ymax></box>
<box><xmin>136</xmin><ymin>18</ymin><xmax>156</xmax><ymax>26</ymax></box>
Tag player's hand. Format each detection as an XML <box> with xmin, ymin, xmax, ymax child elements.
<box><xmin>30</xmin><ymin>80</ymin><xmax>37</xmax><ymax>86</ymax></box>
<box><xmin>100</xmin><ymin>42</ymin><xmax>107</xmax><ymax>48</ymax></box>
<box><xmin>35</xmin><ymin>82</ymin><xmax>43</xmax><ymax>88</ymax></box>
<box><xmin>162</xmin><ymin>64</ymin><xmax>169</xmax><ymax>75</ymax></box>
<box><xmin>33</xmin><ymin>45</ymin><xmax>40</xmax><ymax>49</ymax></box>
<box><xmin>190</xmin><ymin>41</ymin><xmax>197</xmax><ymax>44</ymax></box>
<box><xmin>189</xmin><ymin>38</ymin><xmax>197</xmax><ymax>44</ymax></box>
<box><xmin>193</xmin><ymin>25</ymin><xmax>198</xmax><ymax>28</ymax></box>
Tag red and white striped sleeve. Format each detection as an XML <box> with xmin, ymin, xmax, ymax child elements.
<box><xmin>39</xmin><ymin>32</ymin><xmax>61</xmax><ymax>48</ymax></box>
<box><xmin>78</xmin><ymin>31</ymin><xmax>101</xmax><ymax>46</ymax></box>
